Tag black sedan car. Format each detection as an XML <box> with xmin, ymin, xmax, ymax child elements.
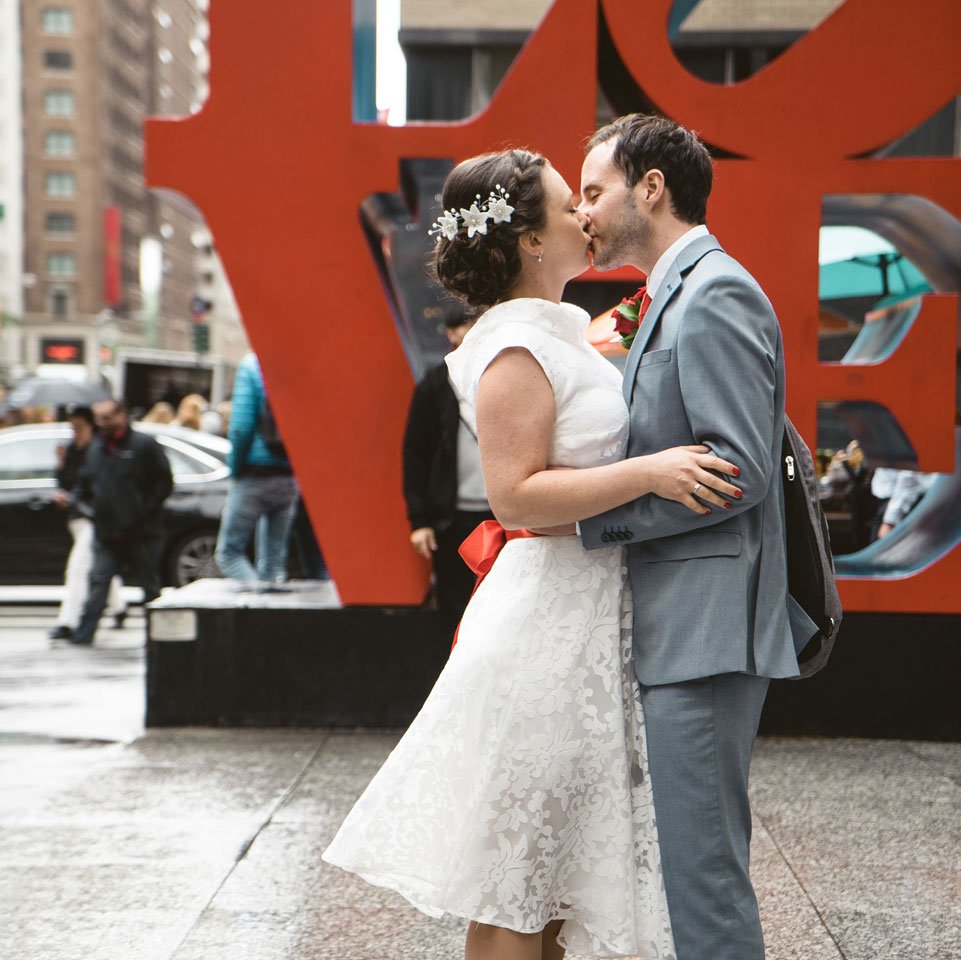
<box><xmin>0</xmin><ymin>422</ymin><xmax>230</xmax><ymax>586</ymax></box>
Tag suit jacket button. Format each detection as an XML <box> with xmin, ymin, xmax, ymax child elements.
<box><xmin>601</xmin><ymin>532</ymin><xmax>611</xmax><ymax>543</ymax></box>
<box><xmin>624</xmin><ymin>531</ymin><xmax>633</xmax><ymax>540</ymax></box>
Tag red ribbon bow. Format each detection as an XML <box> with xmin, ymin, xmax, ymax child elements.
<box><xmin>451</xmin><ymin>520</ymin><xmax>542</xmax><ymax>649</ymax></box>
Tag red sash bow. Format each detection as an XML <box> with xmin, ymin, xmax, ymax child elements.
<box><xmin>451</xmin><ymin>520</ymin><xmax>542</xmax><ymax>650</ymax></box>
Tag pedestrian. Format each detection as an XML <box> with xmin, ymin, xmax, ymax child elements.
<box><xmin>66</xmin><ymin>399</ymin><xmax>173</xmax><ymax>646</ymax></box>
<box><xmin>288</xmin><ymin>493</ymin><xmax>329</xmax><ymax>581</ymax></box>
<box><xmin>173</xmin><ymin>393</ymin><xmax>207</xmax><ymax>430</ymax></box>
<box><xmin>214</xmin><ymin>353</ymin><xmax>297</xmax><ymax>583</ymax></box>
<box><xmin>199</xmin><ymin>403</ymin><xmax>223</xmax><ymax>435</ymax></box>
<box><xmin>875</xmin><ymin>468</ymin><xmax>938</xmax><ymax>539</ymax></box>
<box><xmin>140</xmin><ymin>401</ymin><xmax>175</xmax><ymax>424</ymax></box>
<box><xmin>48</xmin><ymin>406</ymin><xmax>127</xmax><ymax>641</ymax></box>
<box><xmin>215</xmin><ymin>400</ymin><xmax>232</xmax><ymax>437</ymax></box>
<box><xmin>402</xmin><ymin>311</ymin><xmax>494</xmax><ymax>627</ymax></box>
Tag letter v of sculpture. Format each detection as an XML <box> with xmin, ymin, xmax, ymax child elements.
<box><xmin>145</xmin><ymin>0</ymin><xmax>599</xmax><ymax>603</ymax></box>
<box><xmin>603</xmin><ymin>0</ymin><xmax>961</xmax><ymax>614</ymax></box>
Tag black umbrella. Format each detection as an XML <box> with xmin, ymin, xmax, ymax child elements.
<box><xmin>6</xmin><ymin>377</ymin><xmax>112</xmax><ymax>411</ymax></box>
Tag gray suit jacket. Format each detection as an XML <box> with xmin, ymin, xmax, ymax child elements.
<box><xmin>580</xmin><ymin>235</ymin><xmax>800</xmax><ymax>685</ymax></box>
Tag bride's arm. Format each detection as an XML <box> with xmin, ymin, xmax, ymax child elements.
<box><xmin>476</xmin><ymin>348</ymin><xmax>741</xmax><ymax>530</ymax></box>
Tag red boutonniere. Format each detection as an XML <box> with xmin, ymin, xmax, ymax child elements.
<box><xmin>610</xmin><ymin>285</ymin><xmax>647</xmax><ymax>350</ymax></box>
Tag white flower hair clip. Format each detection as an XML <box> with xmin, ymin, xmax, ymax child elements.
<box><xmin>428</xmin><ymin>184</ymin><xmax>515</xmax><ymax>242</ymax></box>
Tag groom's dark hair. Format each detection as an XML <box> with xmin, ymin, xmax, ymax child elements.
<box><xmin>587</xmin><ymin>114</ymin><xmax>713</xmax><ymax>225</ymax></box>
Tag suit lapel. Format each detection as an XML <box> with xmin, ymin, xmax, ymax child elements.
<box><xmin>621</xmin><ymin>261</ymin><xmax>682</xmax><ymax>404</ymax></box>
<box><xmin>621</xmin><ymin>234</ymin><xmax>723</xmax><ymax>406</ymax></box>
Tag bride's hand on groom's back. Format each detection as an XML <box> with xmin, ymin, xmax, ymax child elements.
<box><xmin>642</xmin><ymin>445</ymin><xmax>742</xmax><ymax>515</ymax></box>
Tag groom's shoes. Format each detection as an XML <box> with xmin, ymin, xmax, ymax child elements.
<box><xmin>48</xmin><ymin>625</ymin><xmax>73</xmax><ymax>641</ymax></box>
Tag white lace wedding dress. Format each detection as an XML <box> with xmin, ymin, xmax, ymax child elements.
<box><xmin>322</xmin><ymin>298</ymin><xmax>676</xmax><ymax>959</ymax></box>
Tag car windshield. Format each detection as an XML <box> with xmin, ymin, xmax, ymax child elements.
<box><xmin>0</xmin><ymin>435</ymin><xmax>64</xmax><ymax>481</ymax></box>
<box><xmin>158</xmin><ymin>441</ymin><xmax>220</xmax><ymax>478</ymax></box>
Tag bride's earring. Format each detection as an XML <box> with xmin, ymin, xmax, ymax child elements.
<box><xmin>537</xmin><ymin>252</ymin><xmax>544</xmax><ymax>263</ymax></box>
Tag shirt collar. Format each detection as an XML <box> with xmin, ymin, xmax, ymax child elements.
<box><xmin>646</xmin><ymin>224</ymin><xmax>710</xmax><ymax>299</ymax></box>
<box><xmin>105</xmin><ymin>426</ymin><xmax>129</xmax><ymax>450</ymax></box>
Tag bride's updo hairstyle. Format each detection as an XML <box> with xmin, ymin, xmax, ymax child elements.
<box><xmin>431</xmin><ymin>149</ymin><xmax>547</xmax><ymax>308</ymax></box>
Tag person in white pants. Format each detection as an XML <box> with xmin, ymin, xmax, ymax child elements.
<box><xmin>49</xmin><ymin>406</ymin><xmax>126</xmax><ymax>641</ymax></box>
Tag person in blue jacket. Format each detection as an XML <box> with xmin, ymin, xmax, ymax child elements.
<box><xmin>215</xmin><ymin>353</ymin><xmax>298</xmax><ymax>583</ymax></box>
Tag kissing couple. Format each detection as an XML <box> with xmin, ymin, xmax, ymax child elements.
<box><xmin>324</xmin><ymin>113</ymin><xmax>803</xmax><ymax>960</ymax></box>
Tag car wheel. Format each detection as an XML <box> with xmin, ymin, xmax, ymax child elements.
<box><xmin>168</xmin><ymin>529</ymin><xmax>220</xmax><ymax>586</ymax></box>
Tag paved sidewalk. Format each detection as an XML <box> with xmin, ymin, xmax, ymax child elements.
<box><xmin>1</xmin><ymin>613</ymin><xmax>959</xmax><ymax>959</ymax></box>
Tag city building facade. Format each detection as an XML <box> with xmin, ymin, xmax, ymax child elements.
<box><xmin>0</xmin><ymin>0</ymin><xmax>24</xmax><ymax>382</ymax></box>
<box><xmin>12</xmin><ymin>0</ymin><xmax>245</xmax><ymax>405</ymax></box>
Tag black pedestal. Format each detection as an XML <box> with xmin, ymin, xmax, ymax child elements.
<box><xmin>147</xmin><ymin>582</ymin><xmax>960</xmax><ymax>740</ymax></box>
<box><xmin>760</xmin><ymin>612</ymin><xmax>961</xmax><ymax>741</ymax></box>
<box><xmin>147</xmin><ymin>580</ymin><xmax>451</xmax><ymax>728</ymax></box>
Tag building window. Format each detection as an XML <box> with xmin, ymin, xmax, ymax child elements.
<box><xmin>44</xmin><ymin>49</ymin><xmax>73</xmax><ymax>71</ymax></box>
<box><xmin>44</xmin><ymin>130</ymin><xmax>75</xmax><ymax>157</ymax></box>
<box><xmin>50</xmin><ymin>289</ymin><xmax>72</xmax><ymax>317</ymax></box>
<box><xmin>41</xmin><ymin>7</ymin><xmax>74</xmax><ymax>35</ymax></box>
<box><xmin>47</xmin><ymin>252</ymin><xmax>76</xmax><ymax>278</ymax></box>
<box><xmin>43</xmin><ymin>89</ymin><xmax>75</xmax><ymax>116</ymax></box>
<box><xmin>45</xmin><ymin>171</ymin><xmax>76</xmax><ymax>198</ymax></box>
<box><xmin>46</xmin><ymin>212</ymin><xmax>76</xmax><ymax>234</ymax></box>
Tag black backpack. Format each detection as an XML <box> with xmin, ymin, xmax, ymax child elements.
<box><xmin>781</xmin><ymin>417</ymin><xmax>842</xmax><ymax>678</ymax></box>
<box><xmin>257</xmin><ymin>397</ymin><xmax>288</xmax><ymax>460</ymax></box>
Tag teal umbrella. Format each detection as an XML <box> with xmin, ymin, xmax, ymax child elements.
<box><xmin>818</xmin><ymin>226</ymin><xmax>931</xmax><ymax>302</ymax></box>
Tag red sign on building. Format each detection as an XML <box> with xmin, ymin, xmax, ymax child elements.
<box><xmin>103</xmin><ymin>206</ymin><xmax>122</xmax><ymax>306</ymax></box>
<box><xmin>41</xmin><ymin>338</ymin><xmax>85</xmax><ymax>364</ymax></box>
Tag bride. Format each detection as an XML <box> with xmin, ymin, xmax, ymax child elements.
<box><xmin>323</xmin><ymin>149</ymin><xmax>741</xmax><ymax>960</ymax></box>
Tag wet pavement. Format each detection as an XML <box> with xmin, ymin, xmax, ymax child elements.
<box><xmin>1</xmin><ymin>601</ymin><xmax>959</xmax><ymax>960</ymax></box>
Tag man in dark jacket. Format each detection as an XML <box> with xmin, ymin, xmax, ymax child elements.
<box><xmin>402</xmin><ymin>315</ymin><xmax>493</xmax><ymax>626</ymax></box>
<box><xmin>67</xmin><ymin>399</ymin><xmax>173</xmax><ymax>646</ymax></box>
<box><xmin>48</xmin><ymin>405</ymin><xmax>127</xmax><ymax>640</ymax></box>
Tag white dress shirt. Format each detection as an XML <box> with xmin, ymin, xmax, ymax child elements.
<box><xmin>882</xmin><ymin>470</ymin><xmax>938</xmax><ymax>526</ymax></box>
<box><xmin>870</xmin><ymin>466</ymin><xmax>899</xmax><ymax>501</ymax></box>
<box><xmin>645</xmin><ymin>223</ymin><xmax>710</xmax><ymax>299</ymax></box>
<box><xmin>455</xmin><ymin>395</ymin><xmax>489</xmax><ymax>511</ymax></box>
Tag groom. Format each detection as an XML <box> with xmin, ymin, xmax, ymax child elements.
<box><xmin>577</xmin><ymin>114</ymin><xmax>799</xmax><ymax>960</ymax></box>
